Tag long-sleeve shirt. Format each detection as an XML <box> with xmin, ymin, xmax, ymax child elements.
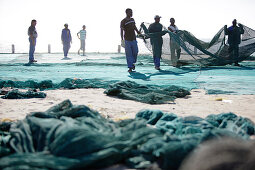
<box><xmin>148</xmin><ymin>22</ymin><xmax>163</xmax><ymax>45</ymax></box>
<box><xmin>225</xmin><ymin>25</ymin><xmax>244</xmax><ymax>45</ymax></box>
<box><xmin>61</xmin><ymin>29</ymin><xmax>72</xmax><ymax>43</ymax></box>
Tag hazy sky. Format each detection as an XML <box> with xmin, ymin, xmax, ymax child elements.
<box><xmin>0</xmin><ymin>0</ymin><xmax>255</xmax><ymax>53</ymax></box>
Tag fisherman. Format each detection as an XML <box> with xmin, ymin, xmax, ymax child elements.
<box><xmin>168</xmin><ymin>18</ymin><xmax>181</xmax><ymax>67</ymax></box>
<box><xmin>61</xmin><ymin>23</ymin><xmax>72</xmax><ymax>58</ymax></box>
<box><xmin>148</xmin><ymin>15</ymin><xmax>163</xmax><ymax>70</ymax></box>
<box><xmin>77</xmin><ymin>25</ymin><xmax>86</xmax><ymax>56</ymax></box>
<box><xmin>224</xmin><ymin>19</ymin><xmax>244</xmax><ymax>66</ymax></box>
<box><xmin>28</xmin><ymin>19</ymin><xmax>38</xmax><ymax>63</ymax></box>
<box><xmin>120</xmin><ymin>8</ymin><xmax>141</xmax><ymax>72</ymax></box>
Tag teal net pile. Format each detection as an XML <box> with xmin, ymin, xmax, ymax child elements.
<box><xmin>1</xmin><ymin>89</ymin><xmax>46</xmax><ymax>99</ymax></box>
<box><xmin>0</xmin><ymin>100</ymin><xmax>255</xmax><ymax>169</ymax></box>
<box><xmin>139</xmin><ymin>23</ymin><xmax>255</xmax><ymax>66</ymax></box>
<box><xmin>104</xmin><ymin>81</ymin><xmax>190</xmax><ymax>104</ymax></box>
<box><xmin>0</xmin><ymin>79</ymin><xmax>190</xmax><ymax>103</ymax></box>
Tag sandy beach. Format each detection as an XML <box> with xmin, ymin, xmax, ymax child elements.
<box><xmin>1</xmin><ymin>88</ymin><xmax>255</xmax><ymax>122</ymax></box>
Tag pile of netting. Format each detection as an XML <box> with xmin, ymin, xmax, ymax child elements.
<box><xmin>0</xmin><ymin>100</ymin><xmax>255</xmax><ymax>169</ymax></box>
<box><xmin>1</xmin><ymin>89</ymin><xmax>46</xmax><ymax>99</ymax></box>
<box><xmin>0</xmin><ymin>78</ymin><xmax>112</xmax><ymax>90</ymax></box>
<box><xmin>139</xmin><ymin>23</ymin><xmax>255</xmax><ymax>66</ymax></box>
<box><xmin>104</xmin><ymin>81</ymin><xmax>190</xmax><ymax>104</ymax></box>
<box><xmin>0</xmin><ymin>79</ymin><xmax>190</xmax><ymax>103</ymax></box>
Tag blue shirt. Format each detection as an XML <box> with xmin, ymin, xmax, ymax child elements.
<box><xmin>61</xmin><ymin>29</ymin><xmax>72</xmax><ymax>43</ymax></box>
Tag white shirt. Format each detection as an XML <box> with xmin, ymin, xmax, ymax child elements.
<box><xmin>168</xmin><ymin>25</ymin><xmax>178</xmax><ymax>33</ymax></box>
<box><xmin>79</xmin><ymin>30</ymin><xmax>86</xmax><ymax>40</ymax></box>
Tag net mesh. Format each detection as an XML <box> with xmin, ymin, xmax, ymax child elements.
<box><xmin>139</xmin><ymin>23</ymin><xmax>255</xmax><ymax>66</ymax></box>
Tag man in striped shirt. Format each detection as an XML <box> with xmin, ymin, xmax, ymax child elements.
<box><xmin>77</xmin><ymin>25</ymin><xmax>86</xmax><ymax>56</ymax></box>
<box><xmin>120</xmin><ymin>8</ymin><xmax>141</xmax><ymax>72</ymax></box>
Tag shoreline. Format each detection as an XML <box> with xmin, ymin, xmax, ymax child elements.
<box><xmin>1</xmin><ymin>88</ymin><xmax>255</xmax><ymax>122</ymax></box>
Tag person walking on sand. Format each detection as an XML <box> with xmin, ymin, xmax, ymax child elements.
<box><xmin>120</xmin><ymin>8</ymin><xmax>141</xmax><ymax>72</ymax></box>
<box><xmin>77</xmin><ymin>25</ymin><xmax>86</xmax><ymax>56</ymax></box>
<box><xmin>28</xmin><ymin>19</ymin><xmax>38</xmax><ymax>63</ymax></box>
<box><xmin>224</xmin><ymin>19</ymin><xmax>244</xmax><ymax>66</ymax></box>
<box><xmin>148</xmin><ymin>15</ymin><xmax>163</xmax><ymax>70</ymax></box>
<box><xmin>61</xmin><ymin>23</ymin><xmax>72</xmax><ymax>59</ymax></box>
<box><xmin>168</xmin><ymin>18</ymin><xmax>181</xmax><ymax>67</ymax></box>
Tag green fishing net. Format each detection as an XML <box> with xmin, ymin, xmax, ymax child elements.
<box><xmin>0</xmin><ymin>100</ymin><xmax>254</xmax><ymax>169</ymax></box>
<box><xmin>139</xmin><ymin>23</ymin><xmax>255</xmax><ymax>66</ymax></box>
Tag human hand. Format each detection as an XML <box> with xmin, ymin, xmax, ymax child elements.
<box><xmin>121</xmin><ymin>40</ymin><xmax>125</xmax><ymax>48</ymax></box>
<box><xmin>238</xmin><ymin>23</ymin><xmax>242</xmax><ymax>27</ymax></box>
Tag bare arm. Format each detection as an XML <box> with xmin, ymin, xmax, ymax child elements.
<box><xmin>29</xmin><ymin>34</ymin><xmax>35</xmax><ymax>45</ymax></box>
<box><xmin>168</xmin><ymin>27</ymin><xmax>174</xmax><ymax>32</ymax></box>
<box><xmin>224</xmin><ymin>25</ymin><xmax>229</xmax><ymax>35</ymax></box>
<box><xmin>120</xmin><ymin>28</ymin><xmax>124</xmax><ymax>40</ymax></box>
<box><xmin>134</xmin><ymin>25</ymin><xmax>141</xmax><ymax>35</ymax></box>
<box><xmin>239</xmin><ymin>24</ymin><xmax>244</xmax><ymax>34</ymax></box>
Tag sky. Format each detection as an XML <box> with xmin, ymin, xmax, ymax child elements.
<box><xmin>0</xmin><ymin>0</ymin><xmax>255</xmax><ymax>53</ymax></box>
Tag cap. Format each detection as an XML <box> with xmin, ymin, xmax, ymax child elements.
<box><xmin>154</xmin><ymin>15</ymin><xmax>161</xmax><ymax>19</ymax></box>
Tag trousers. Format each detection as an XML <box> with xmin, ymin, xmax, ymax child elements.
<box><xmin>29</xmin><ymin>37</ymin><xmax>36</xmax><ymax>62</ymax></box>
<box><xmin>125</xmin><ymin>40</ymin><xmax>138</xmax><ymax>68</ymax></box>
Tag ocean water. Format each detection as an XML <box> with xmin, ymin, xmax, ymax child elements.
<box><xmin>0</xmin><ymin>53</ymin><xmax>255</xmax><ymax>95</ymax></box>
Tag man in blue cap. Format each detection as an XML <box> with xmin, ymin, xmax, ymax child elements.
<box><xmin>224</xmin><ymin>19</ymin><xmax>244</xmax><ymax>66</ymax></box>
<box><xmin>148</xmin><ymin>15</ymin><xmax>163</xmax><ymax>70</ymax></box>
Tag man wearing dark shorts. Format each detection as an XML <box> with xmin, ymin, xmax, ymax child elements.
<box><xmin>120</xmin><ymin>8</ymin><xmax>141</xmax><ymax>72</ymax></box>
<box><xmin>28</xmin><ymin>19</ymin><xmax>37</xmax><ymax>63</ymax></box>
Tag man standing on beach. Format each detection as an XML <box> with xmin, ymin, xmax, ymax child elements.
<box><xmin>168</xmin><ymin>18</ymin><xmax>181</xmax><ymax>67</ymax></box>
<box><xmin>224</xmin><ymin>19</ymin><xmax>244</xmax><ymax>66</ymax></box>
<box><xmin>120</xmin><ymin>8</ymin><xmax>141</xmax><ymax>72</ymax></box>
<box><xmin>148</xmin><ymin>15</ymin><xmax>163</xmax><ymax>70</ymax></box>
<box><xmin>61</xmin><ymin>23</ymin><xmax>72</xmax><ymax>59</ymax></box>
<box><xmin>77</xmin><ymin>25</ymin><xmax>86</xmax><ymax>56</ymax></box>
<box><xmin>28</xmin><ymin>19</ymin><xmax>37</xmax><ymax>63</ymax></box>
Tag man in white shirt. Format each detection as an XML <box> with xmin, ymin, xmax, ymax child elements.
<box><xmin>77</xmin><ymin>25</ymin><xmax>86</xmax><ymax>56</ymax></box>
<box><xmin>168</xmin><ymin>18</ymin><xmax>181</xmax><ymax>67</ymax></box>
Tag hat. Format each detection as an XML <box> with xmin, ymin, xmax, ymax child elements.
<box><xmin>154</xmin><ymin>15</ymin><xmax>161</xmax><ymax>19</ymax></box>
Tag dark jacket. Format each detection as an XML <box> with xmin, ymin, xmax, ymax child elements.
<box><xmin>148</xmin><ymin>22</ymin><xmax>163</xmax><ymax>45</ymax></box>
<box><xmin>224</xmin><ymin>24</ymin><xmax>244</xmax><ymax>45</ymax></box>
